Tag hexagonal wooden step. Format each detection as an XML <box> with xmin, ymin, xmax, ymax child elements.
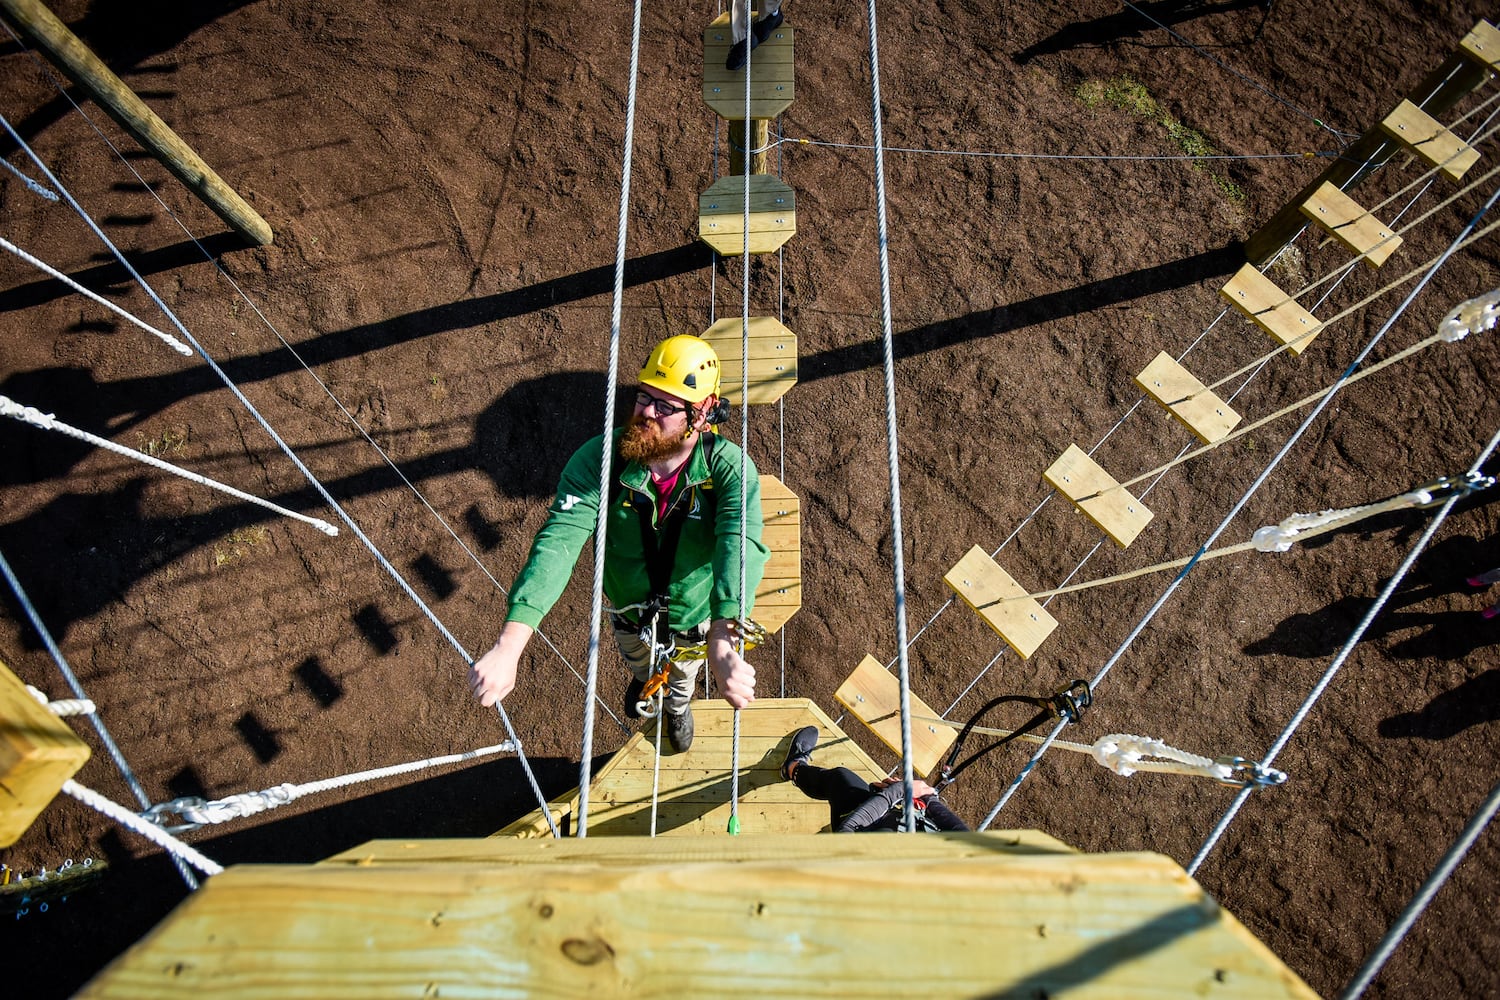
<box><xmin>699</xmin><ymin>174</ymin><xmax>796</xmax><ymax>255</ymax></box>
<box><xmin>703</xmin><ymin>12</ymin><xmax>794</xmax><ymax>121</ymax></box>
<box><xmin>753</xmin><ymin>474</ymin><xmax>800</xmax><ymax>634</ymax></box>
<box><xmin>701</xmin><ymin>316</ymin><xmax>797</xmax><ymax>405</ymax></box>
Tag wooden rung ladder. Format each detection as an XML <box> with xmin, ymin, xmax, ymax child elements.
<box><xmin>754</xmin><ymin>474</ymin><xmax>801</xmax><ymax>634</ymax></box>
<box><xmin>943</xmin><ymin>545</ymin><xmax>1059</xmax><ymax>659</ymax></box>
<box><xmin>1299</xmin><ymin>181</ymin><xmax>1403</xmax><ymax>268</ymax></box>
<box><xmin>1135</xmin><ymin>351</ymin><xmax>1241</xmax><ymax>445</ymax></box>
<box><xmin>834</xmin><ymin>655</ymin><xmax>958</xmax><ymax>778</ymax></box>
<box><xmin>700</xmin><ymin>316</ymin><xmax>798</xmax><ymax>405</ymax></box>
<box><xmin>1379</xmin><ymin>98</ymin><xmax>1480</xmax><ymax>182</ymax></box>
<box><xmin>1044</xmin><ymin>444</ymin><xmax>1153</xmax><ymax>548</ymax></box>
<box><xmin>699</xmin><ymin>174</ymin><xmax>797</xmax><ymax>255</ymax></box>
<box><xmin>1220</xmin><ymin>263</ymin><xmax>1324</xmax><ymax>355</ymax></box>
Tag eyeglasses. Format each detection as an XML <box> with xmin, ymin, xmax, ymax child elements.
<box><xmin>635</xmin><ymin>389</ymin><xmax>690</xmax><ymax>418</ymax></box>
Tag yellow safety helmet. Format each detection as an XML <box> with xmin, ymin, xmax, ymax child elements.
<box><xmin>638</xmin><ymin>335</ymin><xmax>721</xmax><ymax>404</ymax></box>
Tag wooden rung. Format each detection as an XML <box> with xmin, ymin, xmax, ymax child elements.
<box><xmin>1298</xmin><ymin>182</ymin><xmax>1402</xmax><ymax>268</ymax></box>
<box><xmin>942</xmin><ymin>545</ymin><xmax>1058</xmax><ymax>660</ymax></box>
<box><xmin>1135</xmin><ymin>351</ymin><xmax>1242</xmax><ymax>444</ymax></box>
<box><xmin>1379</xmin><ymin>99</ymin><xmax>1480</xmax><ymax>182</ymax></box>
<box><xmin>1220</xmin><ymin>263</ymin><xmax>1324</xmax><ymax>355</ymax></box>
<box><xmin>1459</xmin><ymin>20</ymin><xmax>1500</xmax><ymax>71</ymax></box>
<box><xmin>1043</xmin><ymin>444</ymin><xmax>1153</xmax><ymax>549</ymax></box>
<box><xmin>0</xmin><ymin>657</ymin><xmax>91</xmax><ymax>847</ymax></box>
<box><xmin>834</xmin><ymin>655</ymin><xmax>958</xmax><ymax>777</ymax></box>
<box><xmin>752</xmin><ymin>475</ymin><xmax>800</xmax><ymax>633</ymax></box>
<box><xmin>699</xmin><ymin>174</ymin><xmax>796</xmax><ymax>256</ymax></box>
<box><xmin>700</xmin><ymin>316</ymin><xmax>798</xmax><ymax>405</ymax></box>
<box><xmin>702</xmin><ymin>13</ymin><xmax>795</xmax><ymax>121</ymax></box>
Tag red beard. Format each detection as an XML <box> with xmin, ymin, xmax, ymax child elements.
<box><xmin>620</xmin><ymin>415</ymin><xmax>686</xmax><ymax>463</ymax></box>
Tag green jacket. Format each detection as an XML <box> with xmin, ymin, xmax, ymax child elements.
<box><xmin>507</xmin><ymin>428</ymin><xmax>769</xmax><ymax>633</ymax></box>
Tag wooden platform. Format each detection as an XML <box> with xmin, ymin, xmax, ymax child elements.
<box><xmin>498</xmin><ymin>699</ymin><xmax>884</xmax><ymax>838</ymax></box>
<box><xmin>700</xmin><ymin>315</ymin><xmax>798</xmax><ymax>405</ymax></box>
<box><xmin>84</xmin><ymin>834</ymin><xmax>1320</xmax><ymax>998</ymax></box>
<box><xmin>0</xmin><ymin>656</ymin><xmax>90</xmax><ymax>847</ymax></box>
<box><xmin>699</xmin><ymin>173</ymin><xmax>796</xmax><ymax>255</ymax></box>
<box><xmin>702</xmin><ymin>12</ymin><xmax>794</xmax><ymax>121</ymax></box>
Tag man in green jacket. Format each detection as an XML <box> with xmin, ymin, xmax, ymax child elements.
<box><xmin>469</xmin><ymin>335</ymin><xmax>769</xmax><ymax>752</ymax></box>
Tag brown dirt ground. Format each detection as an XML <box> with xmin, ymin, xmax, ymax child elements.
<box><xmin>3</xmin><ymin>2</ymin><xmax>1499</xmax><ymax>995</ymax></box>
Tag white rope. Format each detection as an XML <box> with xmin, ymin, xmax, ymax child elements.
<box><xmin>577</xmin><ymin>0</ymin><xmax>643</xmax><ymax>838</ymax></box>
<box><xmin>62</xmin><ymin>780</ymin><xmax>223</xmax><ymax>877</ymax></box>
<box><xmin>0</xmin><ymin>235</ymin><xmax>192</xmax><ymax>356</ymax></box>
<box><xmin>0</xmin><ymin>394</ymin><xmax>339</xmax><ymax>536</ymax></box>
<box><xmin>26</xmin><ymin>684</ymin><xmax>94</xmax><ymax>717</ymax></box>
<box><xmin>142</xmin><ymin>741</ymin><xmax>515</xmax><ymax>833</ymax></box>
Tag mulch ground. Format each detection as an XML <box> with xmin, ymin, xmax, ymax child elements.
<box><xmin>2</xmin><ymin>2</ymin><xmax>1498</xmax><ymax>996</ymax></box>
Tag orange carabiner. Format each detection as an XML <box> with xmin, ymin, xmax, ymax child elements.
<box><xmin>639</xmin><ymin>663</ymin><xmax>672</xmax><ymax>701</ymax></box>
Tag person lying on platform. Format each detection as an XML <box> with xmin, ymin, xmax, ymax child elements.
<box><xmin>780</xmin><ymin>726</ymin><xmax>970</xmax><ymax>832</ymax></box>
<box><xmin>469</xmin><ymin>335</ymin><xmax>769</xmax><ymax>754</ymax></box>
<box><xmin>726</xmin><ymin>0</ymin><xmax>784</xmax><ymax>71</ymax></box>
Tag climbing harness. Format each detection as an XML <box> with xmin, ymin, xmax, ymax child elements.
<box><xmin>938</xmin><ymin>680</ymin><xmax>1091</xmax><ymax>788</ymax></box>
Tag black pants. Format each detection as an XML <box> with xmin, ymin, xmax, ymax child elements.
<box><xmin>792</xmin><ymin>764</ymin><xmax>884</xmax><ymax>830</ymax></box>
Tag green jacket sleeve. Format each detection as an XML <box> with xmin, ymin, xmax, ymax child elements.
<box><xmin>505</xmin><ymin>434</ymin><xmax>609</xmax><ymax>629</ymax></box>
<box><xmin>709</xmin><ymin>441</ymin><xmax>770</xmax><ymax>621</ymax></box>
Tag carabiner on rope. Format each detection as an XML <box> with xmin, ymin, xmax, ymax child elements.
<box><xmin>1212</xmin><ymin>756</ymin><xmax>1288</xmax><ymax>789</ymax></box>
<box><xmin>1409</xmin><ymin>471</ymin><xmax>1496</xmax><ymax>508</ymax></box>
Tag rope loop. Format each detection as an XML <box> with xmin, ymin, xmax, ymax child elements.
<box><xmin>1438</xmin><ymin>287</ymin><xmax>1500</xmax><ymax>342</ymax></box>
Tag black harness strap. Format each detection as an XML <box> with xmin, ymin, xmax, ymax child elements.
<box><xmin>939</xmin><ymin>679</ymin><xmax>1091</xmax><ymax>787</ymax></box>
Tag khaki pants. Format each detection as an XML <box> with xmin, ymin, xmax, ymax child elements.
<box><xmin>611</xmin><ymin>619</ymin><xmax>708</xmax><ymax>715</ymax></box>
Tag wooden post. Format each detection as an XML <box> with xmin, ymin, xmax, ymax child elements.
<box><xmin>1245</xmin><ymin>38</ymin><xmax>1489</xmax><ymax>264</ymax></box>
<box><xmin>0</xmin><ymin>0</ymin><xmax>274</xmax><ymax>246</ymax></box>
<box><xmin>728</xmin><ymin>119</ymin><xmax>769</xmax><ymax>175</ymax></box>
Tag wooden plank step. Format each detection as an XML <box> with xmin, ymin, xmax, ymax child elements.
<box><xmin>943</xmin><ymin>545</ymin><xmax>1059</xmax><ymax>659</ymax></box>
<box><xmin>1379</xmin><ymin>98</ymin><xmax>1479</xmax><ymax>182</ymax></box>
<box><xmin>699</xmin><ymin>174</ymin><xmax>796</xmax><ymax>255</ymax></box>
<box><xmin>702</xmin><ymin>13</ymin><xmax>795</xmax><ymax>121</ymax></box>
<box><xmin>1220</xmin><ymin>263</ymin><xmax>1324</xmax><ymax>354</ymax></box>
<box><xmin>1459</xmin><ymin>19</ymin><xmax>1500</xmax><ymax>71</ymax></box>
<box><xmin>834</xmin><ymin>655</ymin><xmax>959</xmax><ymax>778</ymax></box>
<box><xmin>1043</xmin><ymin>444</ymin><xmax>1153</xmax><ymax>549</ymax></box>
<box><xmin>0</xmin><ymin>657</ymin><xmax>91</xmax><ymax>847</ymax></box>
<box><xmin>700</xmin><ymin>316</ymin><xmax>798</xmax><ymax>405</ymax></box>
<box><xmin>1135</xmin><ymin>351</ymin><xmax>1242</xmax><ymax>444</ymax></box>
<box><xmin>1299</xmin><ymin>181</ymin><xmax>1402</xmax><ymax>268</ymax></box>
<box><xmin>752</xmin><ymin>475</ymin><xmax>799</xmax><ymax>633</ymax></box>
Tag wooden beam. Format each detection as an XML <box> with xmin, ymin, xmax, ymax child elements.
<box><xmin>834</xmin><ymin>654</ymin><xmax>958</xmax><ymax>777</ymax></box>
<box><xmin>1378</xmin><ymin>99</ymin><xmax>1480</xmax><ymax>182</ymax></box>
<box><xmin>1220</xmin><ymin>263</ymin><xmax>1323</xmax><ymax>355</ymax></box>
<box><xmin>1135</xmin><ymin>351</ymin><xmax>1241</xmax><ymax>444</ymax></box>
<box><xmin>943</xmin><ymin>546</ymin><xmax>1059</xmax><ymax>659</ymax></box>
<box><xmin>0</xmin><ymin>0</ymin><xmax>273</xmax><ymax>246</ymax></box>
<box><xmin>0</xmin><ymin>657</ymin><xmax>90</xmax><ymax>847</ymax></box>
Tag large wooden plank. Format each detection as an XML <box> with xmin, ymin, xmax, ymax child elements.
<box><xmin>1300</xmin><ymin>180</ymin><xmax>1403</xmax><ymax>267</ymax></box>
<box><xmin>943</xmin><ymin>545</ymin><xmax>1059</xmax><ymax>659</ymax></box>
<box><xmin>1135</xmin><ymin>351</ymin><xmax>1242</xmax><ymax>444</ymax></box>
<box><xmin>1379</xmin><ymin>98</ymin><xmax>1479</xmax><ymax>182</ymax></box>
<box><xmin>85</xmin><ymin>853</ymin><xmax>1320</xmax><ymax>998</ymax></box>
<box><xmin>699</xmin><ymin>174</ymin><xmax>796</xmax><ymax>255</ymax></box>
<box><xmin>1220</xmin><ymin>263</ymin><xmax>1323</xmax><ymax>355</ymax></box>
<box><xmin>1044</xmin><ymin>444</ymin><xmax>1154</xmax><ymax>548</ymax></box>
<box><xmin>702</xmin><ymin>13</ymin><xmax>795</xmax><ymax>121</ymax></box>
<box><xmin>834</xmin><ymin>655</ymin><xmax>958</xmax><ymax>777</ymax></box>
<box><xmin>0</xmin><ymin>657</ymin><xmax>91</xmax><ymax>847</ymax></box>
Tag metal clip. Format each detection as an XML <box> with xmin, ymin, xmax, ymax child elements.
<box><xmin>1049</xmin><ymin>679</ymin><xmax>1092</xmax><ymax>724</ymax></box>
<box><xmin>1410</xmin><ymin>471</ymin><xmax>1496</xmax><ymax>509</ymax></box>
<box><xmin>1213</xmin><ymin>756</ymin><xmax>1288</xmax><ymax>789</ymax></box>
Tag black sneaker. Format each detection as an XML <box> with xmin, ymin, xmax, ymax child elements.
<box><xmin>726</xmin><ymin>9</ymin><xmax>782</xmax><ymax>72</ymax></box>
<box><xmin>753</xmin><ymin>9</ymin><xmax>783</xmax><ymax>45</ymax></box>
<box><xmin>664</xmin><ymin>707</ymin><xmax>695</xmax><ymax>752</ymax></box>
<box><xmin>781</xmin><ymin>725</ymin><xmax>818</xmax><ymax>779</ymax></box>
<box><xmin>624</xmin><ymin>677</ymin><xmax>646</xmax><ymax>719</ymax></box>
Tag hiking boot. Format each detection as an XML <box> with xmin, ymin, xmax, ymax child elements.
<box><xmin>664</xmin><ymin>707</ymin><xmax>695</xmax><ymax>752</ymax></box>
<box><xmin>781</xmin><ymin>725</ymin><xmax>818</xmax><ymax>780</ymax></box>
<box><xmin>725</xmin><ymin>10</ymin><xmax>781</xmax><ymax>71</ymax></box>
<box><xmin>753</xmin><ymin>8</ymin><xmax>783</xmax><ymax>44</ymax></box>
<box><xmin>624</xmin><ymin>677</ymin><xmax>648</xmax><ymax>719</ymax></box>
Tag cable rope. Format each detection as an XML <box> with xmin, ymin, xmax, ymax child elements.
<box><xmin>1340</xmin><ymin>777</ymin><xmax>1500</xmax><ymax>999</ymax></box>
<box><xmin>2</xmin><ymin>151</ymin><xmax>59</xmax><ymax>199</ymax></box>
<box><xmin>860</xmin><ymin>0</ymin><xmax>918</xmax><ymax>830</ymax></box>
<box><xmin>1189</xmin><ymin>423</ymin><xmax>1500</xmax><ymax>877</ymax></box>
<box><xmin>142</xmin><ymin>741</ymin><xmax>516</xmax><ymax>834</ymax></box>
<box><xmin>782</xmin><ymin>135</ymin><xmax>1336</xmax><ymax>163</ymax></box>
<box><xmin>0</xmin><ymin>111</ymin><xmax>558</xmax><ymax>839</ymax></box>
<box><xmin>62</xmin><ymin>780</ymin><xmax>222</xmax><ymax>878</ymax></box>
<box><xmin>0</xmin><ymin>546</ymin><xmax>200</xmax><ymax>891</ymax></box>
<box><xmin>576</xmin><ymin>0</ymin><xmax>643</xmax><ymax>838</ymax></box>
<box><xmin>0</xmin><ymin>235</ymin><xmax>192</xmax><ymax>355</ymax></box>
<box><xmin>1121</xmin><ymin>0</ymin><xmax>1356</xmax><ymax>141</ymax></box>
<box><xmin>0</xmin><ymin>393</ymin><xmax>340</xmax><ymax>536</ymax></box>
<box><xmin>0</xmin><ymin>17</ymin><xmax>613</xmax><ymax>730</ymax></box>
<box><xmin>981</xmin><ymin>180</ymin><xmax>1500</xmax><ymax>831</ymax></box>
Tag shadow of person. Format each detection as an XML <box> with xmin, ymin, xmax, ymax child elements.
<box><xmin>1013</xmin><ymin>0</ymin><xmax>1269</xmax><ymax>64</ymax></box>
<box><xmin>1379</xmin><ymin>669</ymin><xmax>1500</xmax><ymax>740</ymax></box>
<box><xmin>473</xmin><ymin>371</ymin><xmax>637</xmax><ymax>501</ymax></box>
